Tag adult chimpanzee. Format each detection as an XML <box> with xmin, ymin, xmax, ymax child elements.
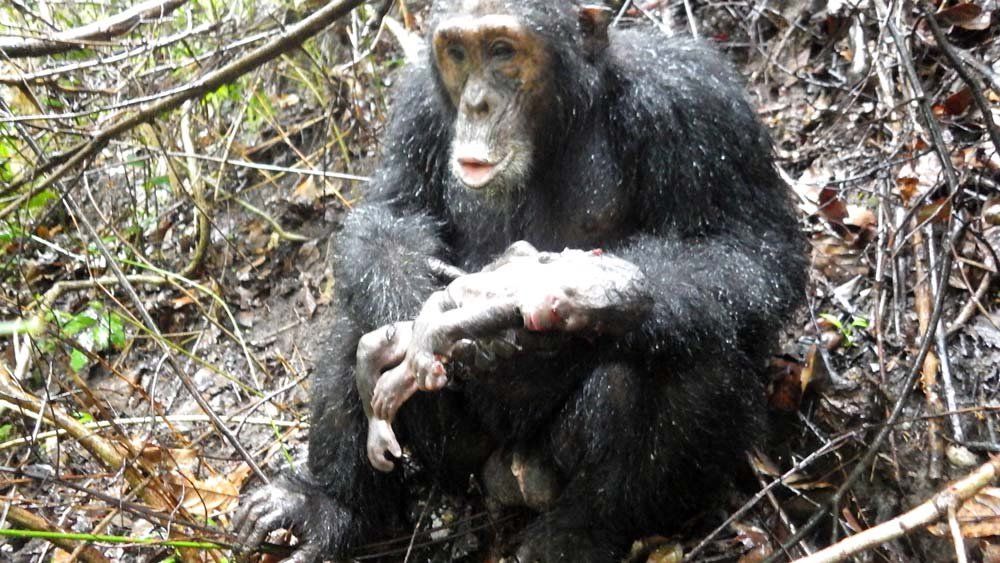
<box><xmin>234</xmin><ymin>0</ymin><xmax>806</xmax><ymax>561</ymax></box>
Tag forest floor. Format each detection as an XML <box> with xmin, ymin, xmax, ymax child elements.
<box><xmin>1</xmin><ymin>1</ymin><xmax>1000</xmax><ymax>562</ymax></box>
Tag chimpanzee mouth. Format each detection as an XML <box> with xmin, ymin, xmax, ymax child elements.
<box><xmin>454</xmin><ymin>152</ymin><xmax>513</xmax><ymax>189</ymax></box>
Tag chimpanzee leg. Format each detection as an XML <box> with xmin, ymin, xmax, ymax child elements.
<box><xmin>235</xmin><ymin>312</ymin><xmax>407</xmax><ymax>561</ymax></box>
<box><xmin>517</xmin><ymin>353</ymin><xmax>766</xmax><ymax>562</ymax></box>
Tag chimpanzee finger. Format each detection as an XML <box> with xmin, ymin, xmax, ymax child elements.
<box><xmin>235</xmin><ymin>491</ymin><xmax>278</xmax><ymax>548</ymax></box>
<box><xmin>284</xmin><ymin>542</ymin><xmax>325</xmax><ymax>563</ymax></box>
<box><xmin>232</xmin><ymin>489</ymin><xmax>265</xmax><ymax>541</ymax></box>
<box><xmin>241</xmin><ymin>510</ymin><xmax>286</xmax><ymax>556</ymax></box>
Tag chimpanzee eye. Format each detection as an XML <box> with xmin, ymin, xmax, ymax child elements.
<box><xmin>446</xmin><ymin>45</ymin><xmax>466</xmax><ymax>63</ymax></box>
<box><xmin>489</xmin><ymin>40</ymin><xmax>515</xmax><ymax>60</ymax></box>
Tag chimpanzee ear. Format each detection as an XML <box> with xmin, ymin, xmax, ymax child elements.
<box><xmin>579</xmin><ymin>4</ymin><xmax>612</xmax><ymax>56</ymax></box>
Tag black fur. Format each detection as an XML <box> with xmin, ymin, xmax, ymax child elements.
<box><xmin>290</xmin><ymin>3</ymin><xmax>806</xmax><ymax>560</ymax></box>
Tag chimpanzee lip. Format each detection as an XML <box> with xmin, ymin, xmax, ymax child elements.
<box><xmin>454</xmin><ymin>152</ymin><xmax>512</xmax><ymax>189</ymax></box>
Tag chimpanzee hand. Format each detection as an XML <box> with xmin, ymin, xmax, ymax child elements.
<box><xmin>233</xmin><ymin>472</ymin><xmax>349</xmax><ymax>563</ymax></box>
<box><xmin>393</xmin><ymin>244</ymin><xmax>652</xmax><ymax>394</ymax></box>
<box><xmin>449</xmin><ymin>245</ymin><xmax>654</xmax><ymax>335</ymax></box>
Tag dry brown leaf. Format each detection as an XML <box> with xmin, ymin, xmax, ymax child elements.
<box><xmin>929</xmin><ymin>487</ymin><xmax>1000</xmax><ymax>538</ymax></box>
<box><xmin>733</xmin><ymin>522</ymin><xmax>772</xmax><ymax>563</ymax></box>
<box><xmin>936</xmin><ymin>3</ymin><xmax>983</xmax><ymax>26</ymax></box>
<box><xmin>768</xmin><ymin>356</ymin><xmax>803</xmax><ymax>412</ymax></box>
<box><xmin>179</xmin><ymin>464</ymin><xmax>252</xmax><ymax>518</ymax></box>
<box><xmin>817</xmin><ymin>187</ymin><xmax>848</xmax><ymax>224</ymax></box>
<box><xmin>936</xmin><ymin>87</ymin><xmax>975</xmax><ymax>116</ymax></box>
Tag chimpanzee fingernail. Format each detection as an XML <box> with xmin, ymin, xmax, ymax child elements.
<box><xmin>433</xmin><ymin>362</ymin><xmax>446</xmax><ymax>376</ymax></box>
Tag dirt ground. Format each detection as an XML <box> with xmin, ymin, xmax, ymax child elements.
<box><xmin>2</xmin><ymin>1</ymin><xmax>1000</xmax><ymax>562</ymax></box>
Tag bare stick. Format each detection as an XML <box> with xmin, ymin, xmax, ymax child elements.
<box><xmin>0</xmin><ymin>0</ymin><xmax>188</xmax><ymax>58</ymax></box>
<box><xmin>0</xmin><ymin>0</ymin><xmax>368</xmax><ymax>221</ymax></box>
<box><xmin>62</xmin><ymin>192</ymin><xmax>267</xmax><ymax>482</ymax></box>
<box><xmin>2</xmin><ymin>506</ymin><xmax>109</xmax><ymax>563</ymax></box>
<box><xmin>794</xmin><ymin>455</ymin><xmax>1000</xmax><ymax>563</ymax></box>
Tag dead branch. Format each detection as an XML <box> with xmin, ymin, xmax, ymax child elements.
<box><xmin>61</xmin><ymin>192</ymin><xmax>268</xmax><ymax>482</ymax></box>
<box><xmin>0</xmin><ymin>0</ymin><xmax>188</xmax><ymax>59</ymax></box>
<box><xmin>765</xmin><ymin>1</ymin><xmax>967</xmax><ymax>556</ymax></box>
<box><xmin>2</xmin><ymin>506</ymin><xmax>110</xmax><ymax>563</ymax></box>
<box><xmin>0</xmin><ymin>0</ymin><xmax>368</xmax><ymax>222</ymax></box>
<box><xmin>793</xmin><ymin>455</ymin><xmax>1000</xmax><ymax>563</ymax></box>
<box><xmin>925</xmin><ymin>12</ymin><xmax>1000</xmax><ymax>158</ymax></box>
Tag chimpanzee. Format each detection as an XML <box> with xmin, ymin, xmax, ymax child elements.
<box><xmin>234</xmin><ymin>0</ymin><xmax>807</xmax><ymax>561</ymax></box>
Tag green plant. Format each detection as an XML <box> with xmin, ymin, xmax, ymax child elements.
<box><xmin>819</xmin><ymin>312</ymin><xmax>869</xmax><ymax>347</ymax></box>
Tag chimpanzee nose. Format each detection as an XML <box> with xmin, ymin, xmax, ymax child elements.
<box><xmin>462</xmin><ymin>81</ymin><xmax>491</xmax><ymax>117</ymax></box>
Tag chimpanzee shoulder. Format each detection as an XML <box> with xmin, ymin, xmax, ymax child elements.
<box><xmin>603</xmin><ymin>32</ymin><xmax>787</xmax><ymax>230</ymax></box>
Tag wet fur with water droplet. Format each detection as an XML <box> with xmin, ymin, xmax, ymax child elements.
<box><xmin>234</xmin><ymin>1</ymin><xmax>807</xmax><ymax>561</ymax></box>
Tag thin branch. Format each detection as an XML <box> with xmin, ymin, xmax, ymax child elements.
<box><xmin>0</xmin><ymin>0</ymin><xmax>189</xmax><ymax>58</ymax></box>
<box><xmin>925</xmin><ymin>12</ymin><xmax>1000</xmax><ymax>158</ymax></box>
<box><xmin>61</xmin><ymin>192</ymin><xmax>267</xmax><ymax>482</ymax></box>
<box><xmin>0</xmin><ymin>0</ymin><xmax>369</xmax><ymax>222</ymax></box>
<box><xmin>2</xmin><ymin>506</ymin><xmax>110</xmax><ymax>563</ymax></box>
<box><xmin>793</xmin><ymin>456</ymin><xmax>1000</xmax><ymax>563</ymax></box>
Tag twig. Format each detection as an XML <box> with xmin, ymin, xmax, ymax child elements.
<box><xmin>2</xmin><ymin>506</ymin><xmax>110</xmax><ymax>563</ymax></box>
<box><xmin>924</xmin><ymin>12</ymin><xmax>1000</xmax><ymax>158</ymax></box>
<box><xmin>0</xmin><ymin>407</ymin><xmax>305</xmax><ymax>452</ymax></box>
<box><xmin>947</xmin><ymin>237</ymin><xmax>997</xmax><ymax>337</ymax></box>
<box><xmin>912</xmin><ymin>223</ymin><xmax>944</xmax><ymax>479</ymax></box>
<box><xmin>792</xmin><ymin>455</ymin><xmax>1000</xmax><ymax>563</ymax></box>
<box><xmin>0</xmin><ymin>21</ymin><xmax>218</xmax><ymax>84</ymax></box>
<box><xmin>766</xmin><ymin>2</ymin><xmax>966</xmax><ymax>555</ymax></box>
<box><xmin>178</xmin><ymin>102</ymin><xmax>210</xmax><ymax>278</ymax></box>
<box><xmin>0</xmin><ymin>527</ymin><xmax>225</xmax><ymax>551</ymax></box>
<box><xmin>61</xmin><ymin>193</ymin><xmax>267</xmax><ymax>482</ymax></box>
<box><xmin>0</xmin><ymin>0</ymin><xmax>368</xmax><ymax>222</ymax></box>
<box><xmin>683</xmin><ymin>435</ymin><xmax>852</xmax><ymax>561</ymax></box>
<box><xmin>948</xmin><ymin>504</ymin><xmax>968</xmax><ymax>563</ymax></box>
<box><xmin>682</xmin><ymin>0</ymin><xmax>699</xmax><ymax>38</ymax></box>
<box><xmin>0</xmin><ymin>0</ymin><xmax>189</xmax><ymax>58</ymax></box>
<box><xmin>0</xmin><ymin>377</ymin><xmax>175</xmax><ymax>511</ymax></box>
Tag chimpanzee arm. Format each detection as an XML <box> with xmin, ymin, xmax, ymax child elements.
<box><xmin>607</xmin><ymin>35</ymin><xmax>807</xmax><ymax>359</ymax></box>
<box><xmin>235</xmin><ymin>63</ymin><xmax>454</xmax><ymax>559</ymax></box>
<box><xmin>335</xmin><ymin>64</ymin><xmax>455</xmax><ymax>332</ymax></box>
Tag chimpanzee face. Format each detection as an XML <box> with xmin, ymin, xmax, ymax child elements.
<box><xmin>432</xmin><ymin>12</ymin><xmax>552</xmax><ymax>194</ymax></box>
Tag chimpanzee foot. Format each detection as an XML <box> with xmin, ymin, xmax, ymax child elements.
<box><xmin>482</xmin><ymin>446</ymin><xmax>561</xmax><ymax>511</ymax></box>
<box><xmin>233</xmin><ymin>473</ymin><xmax>349</xmax><ymax>563</ymax></box>
<box><xmin>366</xmin><ymin>418</ymin><xmax>403</xmax><ymax>472</ymax></box>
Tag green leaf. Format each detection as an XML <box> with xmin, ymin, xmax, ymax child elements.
<box><xmin>108</xmin><ymin>313</ymin><xmax>126</xmax><ymax>348</ymax></box>
<box><xmin>61</xmin><ymin>314</ymin><xmax>97</xmax><ymax>337</ymax></box>
<box><xmin>26</xmin><ymin>189</ymin><xmax>58</xmax><ymax>211</ymax></box>
<box><xmin>69</xmin><ymin>348</ymin><xmax>89</xmax><ymax>372</ymax></box>
<box><xmin>818</xmin><ymin>313</ymin><xmax>843</xmax><ymax>330</ymax></box>
<box><xmin>74</xmin><ymin>411</ymin><xmax>94</xmax><ymax>424</ymax></box>
<box><xmin>0</xmin><ymin>424</ymin><xmax>13</xmax><ymax>442</ymax></box>
<box><xmin>851</xmin><ymin>316</ymin><xmax>870</xmax><ymax>329</ymax></box>
<box><xmin>147</xmin><ymin>175</ymin><xmax>171</xmax><ymax>187</ymax></box>
<box><xmin>0</xmin><ymin>222</ymin><xmax>25</xmax><ymax>244</ymax></box>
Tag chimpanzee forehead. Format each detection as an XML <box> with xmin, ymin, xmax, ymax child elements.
<box><xmin>431</xmin><ymin>0</ymin><xmax>578</xmax><ymax>27</ymax></box>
